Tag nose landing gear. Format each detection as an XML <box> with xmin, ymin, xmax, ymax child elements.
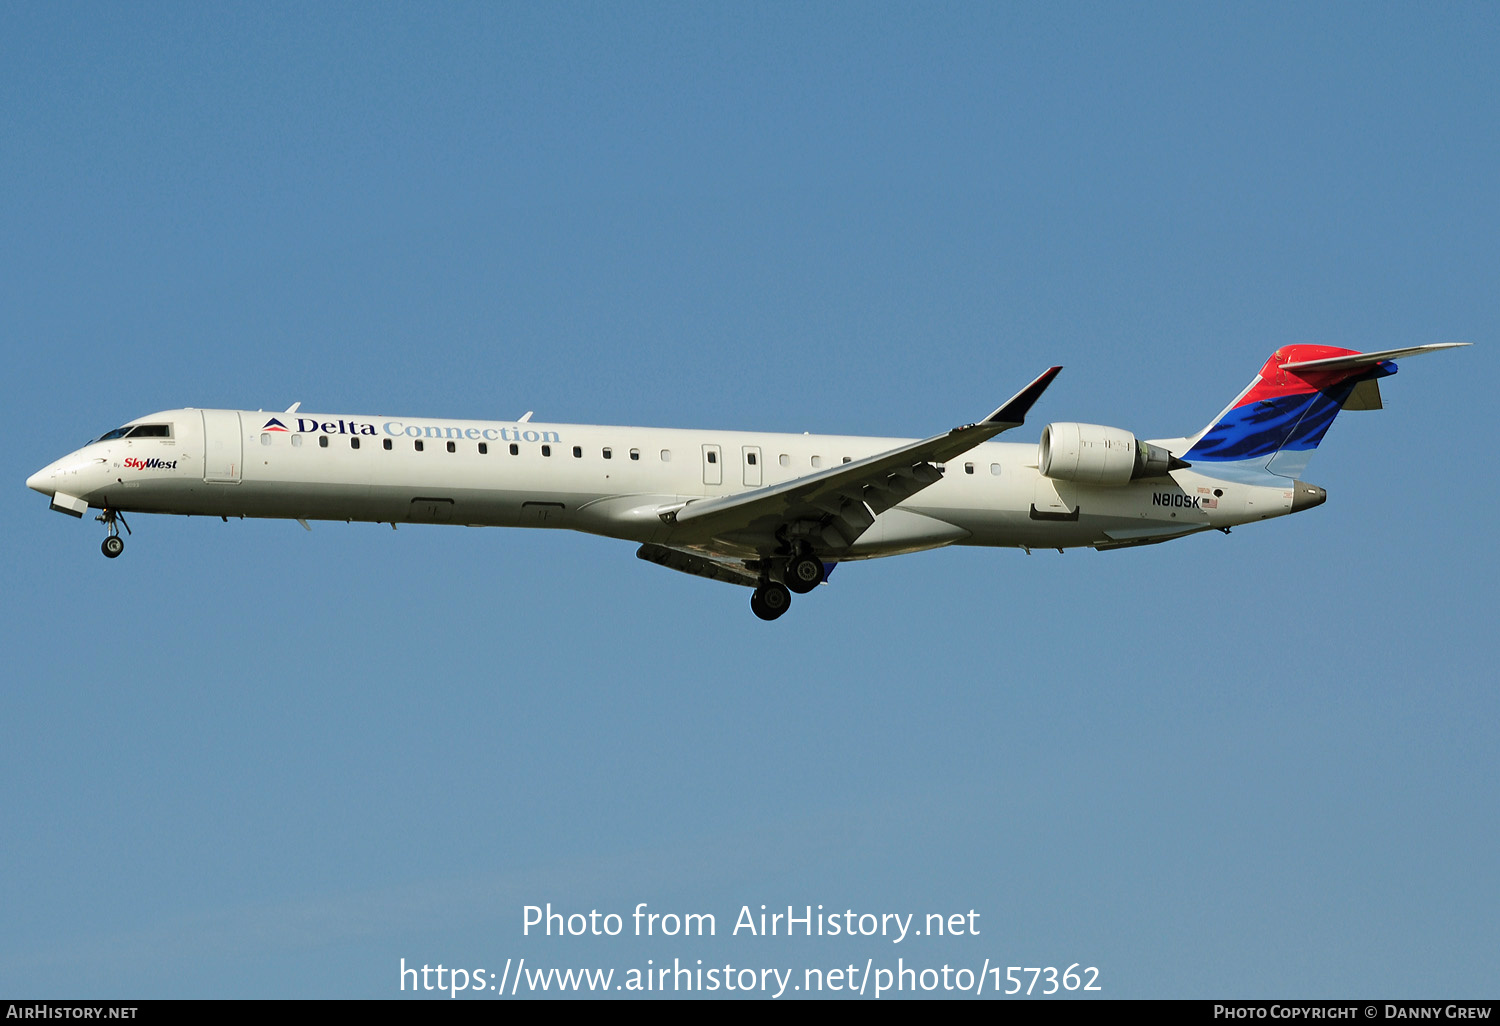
<box><xmin>96</xmin><ymin>509</ymin><xmax>131</xmax><ymax>558</ymax></box>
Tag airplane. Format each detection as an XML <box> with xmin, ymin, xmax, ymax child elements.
<box><xmin>26</xmin><ymin>343</ymin><xmax>1467</xmax><ymax>620</ymax></box>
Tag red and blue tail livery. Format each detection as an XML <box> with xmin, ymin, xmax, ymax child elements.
<box><xmin>1181</xmin><ymin>344</ymin><xmax>1466</xmax><ymax>482</ymax></box>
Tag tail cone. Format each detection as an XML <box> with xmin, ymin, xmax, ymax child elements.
<box><xmin>1290</xmin><ymin>481</ymin><xmax>1327</xmax><ymax>512</ymax></box>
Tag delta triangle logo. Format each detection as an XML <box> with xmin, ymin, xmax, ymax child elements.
<box><xmin>263</xmin><ymin>417</ymin><xmax>290</xmax><ymax>432</ymax></box>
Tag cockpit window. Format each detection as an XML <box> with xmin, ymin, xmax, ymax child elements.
<box><xmin>90</xmin><ymin>423</ymin><xmax>173</xmax><ymax>444</ymax></box>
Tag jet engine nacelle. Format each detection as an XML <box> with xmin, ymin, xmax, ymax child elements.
<box><xmin>1038</xmin><ymin>422</ymin><xmax>1175</xmax><ymax>486</ymax></box>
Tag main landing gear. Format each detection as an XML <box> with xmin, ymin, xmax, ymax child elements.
<box><xmin>784</xmin><ymin>553</ymin><xmax>825</xmax><ymax>594</ymax></box>
<box><xmin>97</xmin><ymin>508</ymin><xmax>130</xmax><ymax>558</ymax></box>
<box><xmin>749</xmin><ymin>551</ymin><xmax>828</xmax><ymax>620</ymax></box>
<box><xmin>750</xmin><ymin>581</ymin><xmax>792</xmax><ymax>621</ymax></box>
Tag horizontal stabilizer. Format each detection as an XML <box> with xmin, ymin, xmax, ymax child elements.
<box><xmin>1280</xmin><ymin>342</ymin><xmax>1470</xmax><ymax>373</ymax></box>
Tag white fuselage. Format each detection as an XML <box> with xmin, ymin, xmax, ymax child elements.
<box><xmin>28</xmin><ymin>408</ymin><xmax>1299</xmax><ymax>558</ymax></box>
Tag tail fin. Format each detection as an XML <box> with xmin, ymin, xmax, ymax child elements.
<box><xmin>1181</xmin><ymin>343</ymin><xmax>1468</xmax><ymax>481</ymax></box>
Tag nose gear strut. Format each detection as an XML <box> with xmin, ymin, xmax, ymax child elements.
<box><xmin>97</xmin><ymin>508</ymin><xmax>131</xmax><ymax>558</ymax></box>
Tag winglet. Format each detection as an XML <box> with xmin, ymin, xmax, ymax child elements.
<box><xmin>983</xmin><ymin>367</ymin><xmax>1062</xmax><ymax>426</ymax></box>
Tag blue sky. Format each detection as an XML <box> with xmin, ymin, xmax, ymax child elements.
<box><xmin>3</xmin><ymin>2</ymin><xmax>1496</xmax><ymax>999</ymax></box>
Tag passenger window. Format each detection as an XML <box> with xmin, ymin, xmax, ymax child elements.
<box><xmin>573</xmin><ymin>445</ymin><xmax>582</xmax><ymax>458</ymax></box>
<box><xmin>990</xmin><ymin>463</ymin><xmax>1001</xmax><ymax>476</ymax></box>
<box><xmin>811</xmin><ymin>456</ymin><xmax>823</xmax><ymax>468</ymax></box>
<box><xmin>603</xmin><ymin>447</ymin><xmax>612</xmax><ymax>459</ymax></box>
<box><xmin>261</xmin><ymin>433</ymin><xmax>271</xmax><ymax>446</ymax></box>
<box><xmin>630</xmin><ymin>449</ymin><xmax>640</xmax><ymax>461</ymax></box>
<box><xmin>383</xmin><ymin>438</ymin><xmax>392</xmax><ymax>450</ymax></box>
<box><xmin>291</xmin><ymin>434</ymin><xmax>303</xmax><ymax>448</ymax></box>
<box><xmin>542</xmin><ymin>445</ymin><xmax>551</xmax><ymax>457</ymax></box>
<box><xmin>446</xmin><ymin>441</ymin><xmax>456</xmax><ymax>453</ymax></box>
<box><xmin>351</xmin><ymin>437</ymin><xmax>360</xmax><ymax>450</ymax></box>
<box><xmin>660</xmin><ymin>449</ymin><xmax>672</xmax><ymax>461</ymax></box>
<box><xmin>964</xmin><ymin>462</ymin><xmax>973</xmax><ymax>474</ymax></box>
<box><xmin>509</xmin><ymin>443</ymin><xmax>519</xmax><ymax>455</ymax></box>
<box><xmin>747</xmin><ymin>452</ymin><xmax>757</xmax><ymax>465</ymax></box>
<box><xmin>707</xmin><ymin>451</ymin><xmax>717</xmax><ymax>464</ymax></box>
<box><xmin>319</xmin><ymin>436</ymin><xmax>328</xmax><ymax>448</ymax></box>
<box><xmin>415</xmin><ymin>440</ymin><xmax>424</xmax><ymax>452</ymax></box>
<box><xmin>478</xmin><ymin>442</ymin><xmax>488</xmax><ymax>455</ymax></box>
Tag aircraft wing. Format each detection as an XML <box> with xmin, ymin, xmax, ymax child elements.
<box><xmin>663</xmin><ymin>367</ymin><xmax>1061</xmax><ymax>555</ymax></box>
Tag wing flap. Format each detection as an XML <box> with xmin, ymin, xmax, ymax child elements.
<box><xmin>636</xmin><ymin>543</ymin><xmax>759</xmax><ymax>587</ymax></box>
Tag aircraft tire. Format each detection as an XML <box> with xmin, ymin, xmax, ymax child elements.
<box><xmin>751</xmin><ymin>582</ymin><xmax>791</xmax><ymax>621</ymax></box>
<box><xmin>102</xmin><ymin>536</ymin><xmax>124</xmax><ymax>558</ymax></box>
<box><xmin>784</xmin><ymin>554</ymin><xmax>824</xmax><ymax>594</ymax></box>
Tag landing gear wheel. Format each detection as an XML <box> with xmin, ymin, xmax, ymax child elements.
<box><xmin>784</xmin><ymin>554</ymin><xmax>825</xmax><ymax>594</ymax></box>
<box><xmin>750</xmin><ymin>582</ymin><xmax>792</xmax><ymax>621</ymax></box>
<box><xmin>96</xmin><ymin>508</ymin><xmax>131</xmax><ymax>557</ymax></box>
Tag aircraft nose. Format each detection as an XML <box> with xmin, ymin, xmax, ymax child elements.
<box><xmin>27</xmin><ymin>465</ymin><xmax>54</xmax><ymax>494</ymax></box>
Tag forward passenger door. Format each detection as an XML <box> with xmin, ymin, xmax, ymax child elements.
<box><xmin>201</xmin><ymin>410</ymin><xmax>243</xmax><ymax>484</ymax></box>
